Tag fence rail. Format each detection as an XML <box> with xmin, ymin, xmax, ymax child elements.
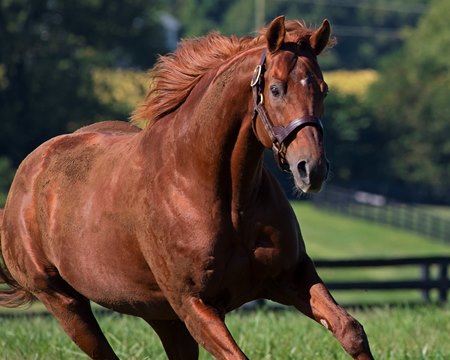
<box><xmin>315</xmin><ymin>256</ymin><xmax>450</xmax><ymax>303</ymax></box>
<box><xmin>312</xmin><ymin>185</ymin><xmax>450</xmax><ymax>243</ymax></box>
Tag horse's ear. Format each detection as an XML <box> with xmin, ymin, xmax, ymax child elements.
<box><xmin>309</xmin><ymin>19</ymin><xmax>331</xmax><ymax>55</ymax></box>
<box><xmin>266</xmin><ymin>16</ymin><xmax>286</xmax><ymax>53</ymax></box>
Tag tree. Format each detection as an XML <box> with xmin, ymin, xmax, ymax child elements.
<box><xmin>367</xmin><ymin>0</ymin><xmax>450</xmax><ymax>202</ymax></box>
<box><xmin>0</xmin><ymin>156</ymin><xmax>14</xmax><ymax>206</ymax></box>
<box><xmin>168</xmin><ymin>0</ymin><xmax>428</xmax><ymax>70</ymax></box>
<box><xmin>0</xmin><ymin>0</ymin><xmax>165</xmax><ymax>168</ymax></box>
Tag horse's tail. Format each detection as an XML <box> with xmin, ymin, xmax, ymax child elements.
<box><xmin>0</xmin><ymin>208</ymin><xmax>36</xmax><ymax>308</ymax></box>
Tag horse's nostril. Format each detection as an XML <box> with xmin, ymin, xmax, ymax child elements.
<box><xmin>297</xmin><ymin>160</ymin><xmax>308</xmax><ymax>179</ymax></box>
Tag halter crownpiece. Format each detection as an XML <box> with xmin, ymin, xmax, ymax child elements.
<box><xmin>251</xmin><ymin>50</ymin><xmax>324</xmax><ymax>173</ymax></box>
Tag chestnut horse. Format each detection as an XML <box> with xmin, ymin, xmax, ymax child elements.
<box><xmin>0</xmin><ymin>17</ymin><xmax>373</xmax><ymax>359</ymax></box>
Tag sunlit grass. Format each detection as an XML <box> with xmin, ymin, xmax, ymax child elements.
<box><xmin>292</xmin><ymin>202</ymin><xmax>450</xmax><ymax>259</ymax></box>
<box><xmin>0</xmin><ymin>305</ymin><xmax>449</xmax><ymax>359</ymax></box>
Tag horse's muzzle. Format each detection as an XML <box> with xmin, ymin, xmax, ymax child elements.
<box><xmin>293</xmin><ymin>157</ymin><xmax>329</xmax><ymax>193</ymax></box>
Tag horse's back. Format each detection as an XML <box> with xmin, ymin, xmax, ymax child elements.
<box><xmin>75</xmin><ymin>120</ymin><xmax>141</xmax><ymax>135</ymax></box>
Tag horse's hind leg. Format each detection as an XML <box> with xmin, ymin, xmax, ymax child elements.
<box><xmin>146</xmin><ymin>319</ymin><xmax>199</xmax><ymax>360</ymax></box>
<box><xmin>270</xmin><ymin>256</ymin><xmax>374</xmax><ymax>360</ymax></box>
<box><xmin>34</xmin><ymin>277</ymin><xmax>118</xmax><ymax>359</ymax></box>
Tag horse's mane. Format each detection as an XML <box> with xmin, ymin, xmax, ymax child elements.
<box><xmin>131</xmin><ymin>20</ymin><xmax>327</xmax><ymax>127</ymax></box>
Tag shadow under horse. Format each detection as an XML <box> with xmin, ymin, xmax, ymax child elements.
<box><xmin>0</xmin><ymin>16</ymin><xmax>373</xmax><ymax>359</ymax></box>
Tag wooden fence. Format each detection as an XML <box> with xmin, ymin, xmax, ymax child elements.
<box><xmin>312</xmin><ymin>185</ymin><xmax>450</xmax><ymax>243</ymax></box>
<box><xmin>315</xmin><ymin>256</ymin><xmax>450</xmax><ymax>303</ymax></box>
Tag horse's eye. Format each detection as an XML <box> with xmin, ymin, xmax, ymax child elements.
<box><xmin>270</xmin><ymin>85</ymin><xmax>281</xmax><ymax>97</ymax></box>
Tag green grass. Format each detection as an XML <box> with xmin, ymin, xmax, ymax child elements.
<box><xmin>0</xmin><ymin>305</ymin><xmax>449</xmax><ymax>359</ymax></box>
<box><xmin>292</xmin><ymin>202</ymin><xmax>450</xmax><ymax>259</ymax></box>
<box><xmin>291</xmin><ymin>202</ymin><xmax>450</xmax><ymax>304</ymax></box>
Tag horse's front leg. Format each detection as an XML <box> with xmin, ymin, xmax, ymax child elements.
<box><xmin>179</xmin><ymin>296</ymin><xmax>248</xmax><ymax>360</ymax></box>
<box><xmin>270</xmin><ymin>256</ymin><xmax>374</xmax><ymax>360</ymax></box>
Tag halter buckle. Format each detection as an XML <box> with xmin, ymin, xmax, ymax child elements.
<box><xmin>250</xmin><ymin>65</ymin><xmax>262</xmax><ymax>87</ymax></box>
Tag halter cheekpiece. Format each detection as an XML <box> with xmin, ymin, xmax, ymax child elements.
<box><xmin>251</xmin><ymin>49</ymin><xmax>324</xmax><ymax>173</ymax></box>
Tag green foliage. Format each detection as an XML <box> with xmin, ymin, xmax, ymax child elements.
<box><xmin>91</xmin><ymin>68</ymin><xmax>149</xmax><ymax>122</ymax></box>
<box><xmin>321</xmin><ymin>89</ymin><xmax>384</xmax><ymax>186</ymax></box>
<box><xmin>0</xmin><ymin>64</ymin><xmax>7</xmax><ymax>91</ymax></box>
<box><xmin>0</xmin><ymin>157</ymin><xmax>14</xmax><ymax>206</ymax></box>
<box><xmin>167</xmin><ymin>0</ymin><xmax>234</xmax><ymax>37</ymax></box>
<box><xmin>168</xmin><ymin>0</ymin><xmax>428</xmax><ymax>70</ymax></box>
<box><xmin>0</xmin><ymin>0</ymin><xmax>165</xmax><ymax>167</ymax></box>
<box><xmin>366</xmin><ymin>0</ymin><xmax>450</xmax><ymax>201</ymax></box>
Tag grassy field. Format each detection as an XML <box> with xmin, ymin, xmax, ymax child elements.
<box><xmin>291</xmin><ymin>202</ymin><xmax>450</xmax><ymax>258</ymax></box>
<box><xmin>1</xmin><ymin>201</ymin><xmax>449</xmax><ymax>358</ymax></box>
<box><xmin>291</xmin><ymin>202</ymin><xmax>450</xmax><ymax>304</ymax></box>
<box><xmin>0</xmin><ymin>305</ymin><xmax>449</xmax><ymax>359</ymax></box>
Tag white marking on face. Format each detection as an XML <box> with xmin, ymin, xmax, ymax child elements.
<box><xmin>320</xmin><ymin>319</ymin><xmax>329</xmax><ymax>329</ymax></box>
<box><xmin>300</xmin><ymin>77</ymin><xmax>309</xmax><ymax>87</ymax></box>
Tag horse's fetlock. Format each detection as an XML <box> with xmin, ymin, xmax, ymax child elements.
<box><xmin>333</xmin><ymin>316</ymin><xmax>368</xmax><ymax>356</ymax></box>
<box><xmin>346</xmin><ymin>322</ymin><xmax>371</xmax><ymax>358</ymax></box>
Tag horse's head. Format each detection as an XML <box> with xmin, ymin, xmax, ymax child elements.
<box><xmin>252</xmin><ymin>16</ymin><xmax>331</xmax><ymax>193</ymax></box>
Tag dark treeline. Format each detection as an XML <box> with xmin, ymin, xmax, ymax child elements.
<box><xmin>169</xmin><ymin>0</ymin><xmax>428</xmax><ymax>70</ymax></box>
<box><xmin>0</xmin><ymin>0</ymin><xmax>449</xmax><ymax>204</ymax></box>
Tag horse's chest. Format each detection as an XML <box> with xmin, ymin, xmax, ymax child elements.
<box><xmin>248</xmin><ymin>221</ymin><xmax>300</xmax><ymax>276</ymax></box>
<box><xmin>202</xmin><ymin>224</ymin><xmax>300</xmax><ymax>310</ymax></box>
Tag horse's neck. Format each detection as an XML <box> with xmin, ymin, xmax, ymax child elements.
<box><xmin>151</xmin><ymin>53</ymin><xmax>265</xmax><ymax>209</ymax></box>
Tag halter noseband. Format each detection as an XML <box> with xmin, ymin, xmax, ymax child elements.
<box><xmin>251</xmin><ymin>50</ymin><xmax>324</xmax><ymax>173</ymax></box>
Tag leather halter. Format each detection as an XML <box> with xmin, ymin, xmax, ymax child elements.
<box><xmin>251</xmin><ymin>49</ymin><xmax>324</xmax><ymax>173</ymax></box>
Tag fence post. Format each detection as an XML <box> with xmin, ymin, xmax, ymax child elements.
<box><xmin>421</xmin><ymin>264</ymin><xmax>431</xmax><ymax>303</ymax></box>
<box><xmin>438</xmin><ymin>261</ymin><xmax>448</xmax><ymax>303</ymax></box>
